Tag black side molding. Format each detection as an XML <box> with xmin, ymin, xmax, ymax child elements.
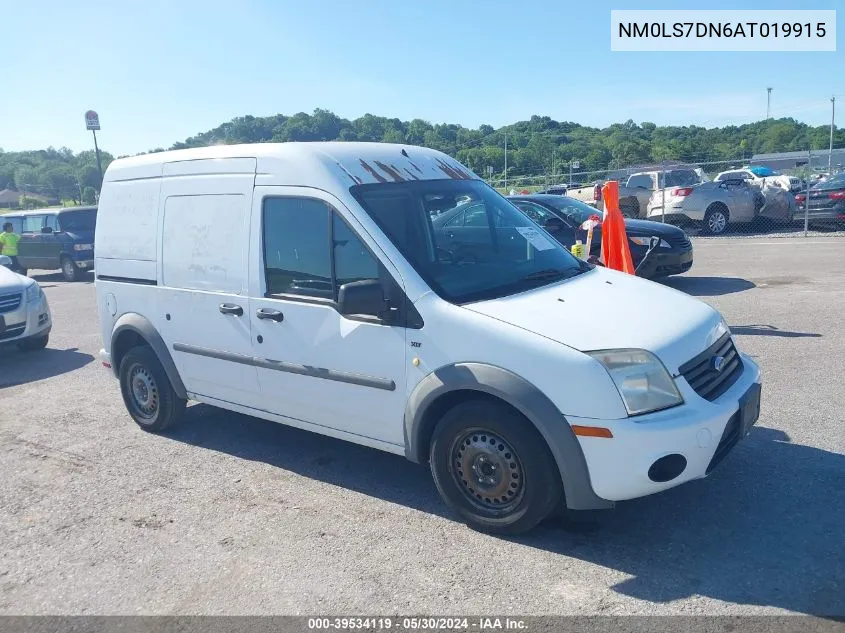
<box><xmin>172</xmin><ymin>342</ymin><xmax>396</xmax><ymax>391</ymax></box>
<box><xmin>96</xmin><ymin>275</ymin><xmax>157</xmax><ymax>286</ymax></box>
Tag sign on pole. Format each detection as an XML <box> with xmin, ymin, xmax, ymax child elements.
<box><xmin>85</xmin><ymin>110</ymin><xmax>104</xmax><ymax>188</ymax></box>
<box><xmin>85</xmin><ymin>110</ymin><xmax>100</xmax><ymax>131</ymax></box>
<box><xmin>571</xmin><ymin>161</ymin><xmax>580</xmax><ymax>169</ymax></box>
<box><xmin>486</xmin><ymin>166</ymin><xmax>494</xmax><ymax>177</ymax></box>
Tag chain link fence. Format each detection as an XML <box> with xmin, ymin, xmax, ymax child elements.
<box><xmin>488</xmin><ymin>150</ymin><xmax>845</xmax><ymax>238</ymax></box>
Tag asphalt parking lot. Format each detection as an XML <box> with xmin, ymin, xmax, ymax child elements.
<box><xmin>0</xmin><ymin>236</ymin><xmax>843</xmax><ymax>616</ymax></box>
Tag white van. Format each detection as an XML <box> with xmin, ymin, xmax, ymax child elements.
<box><xmin>95</xmin><ymin>143</ymin><xmax>762</xmax><ymax>534</ymax></box>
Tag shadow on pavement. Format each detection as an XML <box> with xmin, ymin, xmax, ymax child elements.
<box><xmin>730</xmin><ymin>325</ymin><xmax>822</xmax><ymax>338</ymax></box>
<box><xmin>30</xmin><ymin>272</ymin><xmax>94</xmax><ymax>284</ymax></box>
<box><xmin>0</xmin><ymin>347</ymin><xmax>94</xmax><ymax>388</ymax></box>
<box><xmin>660</xmin><ymin>276</ymin><xmax>756</xmax><ymax>297</ymax></box>
<box><xmin>167</xmin><ymin>406</ymin><xmax>845</xmax><ymax>616</ymax></box>
<box><xmin>167</xmin><ymin>404</ymin><xmax>446</xmax><ymax>516</ymax></box>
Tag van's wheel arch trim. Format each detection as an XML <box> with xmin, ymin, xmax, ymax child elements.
<box><xmin>403</xmin><ymin>362</ymin><xmax>614</xmax><ymax>512</ymax></box>
<box><xmin>110</xmin><ymin>313</ymin><xmax>188</xmax><ymax>399</ymax></box>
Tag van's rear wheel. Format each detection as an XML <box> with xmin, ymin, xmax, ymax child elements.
<box><xmin>119</xmin><ymin>345</ymin><xmax>186</xmax><ymax>432</ymax></box>
<box><xmin>61</xmin><ymin>256</ymin><xmax>79</xmax><ymax>281</ymax></box>
<box><xmin>429</xmin><ymin>400</ymin><xmax>562</xmax><ymax>535</ymax></box>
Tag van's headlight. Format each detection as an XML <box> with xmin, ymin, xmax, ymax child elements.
<box><xmin>73</xmin><ymin>244</ymin><xmax>93</xmax><ymax>251</ymax></box>
<box><xmin>587</xmin><ymin>349</ymin><xmax>683</xmax><ymax>416</ymax></box>
<box><xmin>25</xmin><ymin>282</ymin><xmax>42</xmax><ymax>304</ymax></box>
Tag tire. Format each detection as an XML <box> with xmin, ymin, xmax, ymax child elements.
<box><xmin>429</xmin><ymin>399</ymin><xmax>562</xmax><ymax>535</ymax></box>
<box><xmin>18</xmin><ymin>333</ymin><xmax>49</xmax><ymax>351</ymax></box>
<box><xmin>61</xmin><ymin>256</ymin><xmax>79</xmax><ymax>282</ymax></box>
<box><xmin>703</xmin><ymin>204</ymin><xmax>730</xmax><ymax>235</ymax></box>
<box><xmin>118</xmin><ymin>345</ymin><xmax>186</xmax><ymax>432</ymax></box>
<box><xmin>620</xmin><ymin>199</ymin><xmax>640</xmax><ymax>218</ymax></box>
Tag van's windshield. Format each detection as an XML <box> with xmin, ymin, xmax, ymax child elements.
<box><xmin>59</xmin><ymin>209</ymin><xmax>97</xmax><ymax>232</ymax></box>
<box><xmin>350</xmin><ymin>179</ymin><xmax>589</xmax><ymax>304</ymax></box>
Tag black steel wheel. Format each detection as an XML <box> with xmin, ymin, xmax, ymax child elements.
<box><xmin>429</xmin><ymin>399</ymin><xmax>562</xmax><ymax>534</ymax></box>
<box><xmin>119</xmin><ymin>345</ymin><xmax>185</xmax><ymax>432</ymax></box>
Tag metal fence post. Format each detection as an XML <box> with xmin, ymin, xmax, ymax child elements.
<box><xmin>804</xmin><ymin>149</ymin><xmax>810</xmax><ymax>237</ymax></box>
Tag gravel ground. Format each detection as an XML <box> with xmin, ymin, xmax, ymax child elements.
<box><xmin>0</xmin><ymin>237</ymin><xmax>843</xmax><ymax>616</ymax></box>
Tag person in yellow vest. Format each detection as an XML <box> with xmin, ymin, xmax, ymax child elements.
<box><xmin>0</xmin><ymin>222</ymin><xmax>22</xmax><ymax>271</ymax></box>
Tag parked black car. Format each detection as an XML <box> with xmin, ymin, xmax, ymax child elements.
<box><xmin>507</xmin><ymin>194</ymin><xmax>693</xmax><ymax>278</ymax></box>
<box><xmin>794</xmin><ymin>172</ymin><xmax>845</xmax><ymax>224</ymax></box>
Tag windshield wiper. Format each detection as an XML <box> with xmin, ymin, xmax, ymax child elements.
<box><xmin>520</xmin><ymin>268</ymin><xmax>574</xmax><ymax>282</ymax></box>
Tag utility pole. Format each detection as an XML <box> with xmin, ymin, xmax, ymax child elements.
<box><xmin>830</xmin><ymin>96</ymin><xmax>836</xmax><ymax>174</ymax></box>
<box><xmin>503</xmin><ymin>134</ymin><xmax>508</xmax><ymax>191</ymax></box>
<box><xmin>766</xmin><ymin>87</ymin><xmax>773</xmax><ymax>120</ymax></box>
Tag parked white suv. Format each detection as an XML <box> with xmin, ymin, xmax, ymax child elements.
<box><xmin>95</xmin><ymin>143</ymin><xmax>762</xmax><ymax>534</ymax></box>
<box><xmin>0</xmin><ymin>255</ymin><xmax>51</xmax><ymax>351</ymax></box>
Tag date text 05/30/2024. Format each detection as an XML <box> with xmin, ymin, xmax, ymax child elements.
<box><xmin>308</xmin><ymin>617</ymin><xmax>528</xmax><ymax>631</ymax></box>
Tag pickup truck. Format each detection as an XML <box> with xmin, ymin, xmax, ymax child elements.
<box><xmin>566</xmin><ymin>168</ymin><xmax>704</xmax><ymax>218</ymax></box>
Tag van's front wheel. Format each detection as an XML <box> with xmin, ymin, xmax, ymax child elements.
<box><xmin>61</xmin><ymin>256</ymin><xmax>79</xmax><ymax>282</ymax></box>
<box><xmin>429</xmin><ymin>400</ymin><xmax>562</xmax><ymax>535</ymax></box>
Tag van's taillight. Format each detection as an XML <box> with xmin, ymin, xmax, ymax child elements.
<box><xmin>829</xmin><ymin>192</ymin><xmax>845</xmax><ymax>200</ymax></box>
<box><xmin>593</xmin><ymin>184</ymin><xmax>602</xmax><ymax>201</ymax></box>
<box><xmin>102</xmin><ymin>361</ymin><xmax>112</xmax><ymax>368</ymax></box>
<box><xmin>673</xmin><ymin>187</ymin><xmax>693</xmax><ymax>197</ymax></box>
<box><xmin>795</xmin><ymin>194</ymin><xmax>806</xmax><ymax>203</ymax></box>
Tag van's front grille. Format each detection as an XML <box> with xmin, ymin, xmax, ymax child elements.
<box><xmin>0</xmin><ymin>292</ymin><xmax>22</xmax><ymax>314</ymax></box>
<box><xmin>679</xmin><ymin>333</ymin><xmax>743</xmax><ymax>401</ymax></box>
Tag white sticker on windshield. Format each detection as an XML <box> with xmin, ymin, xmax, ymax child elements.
<box><xmin>515</xmin><ymin>226</ymin><xmax>556</xmax><ymax>251</ymax></box>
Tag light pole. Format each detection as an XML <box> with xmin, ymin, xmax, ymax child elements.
<box><xmin>766</xmin><ymin>87</ymin><xmax>773</xmax><ymax>119</ymax></box>
<box><xmin>830</xmin><ymin>96</ymin><xmax>836</xmax><ymax>174</ymax></box>
<box><xmin>503</xmin><ymin>133</ymin><xmax>508</xmax><ymax>191</ymax></box>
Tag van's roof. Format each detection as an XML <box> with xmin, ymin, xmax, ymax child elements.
<box><xmin>2</xmin><ymin>206</ymin><xmax>97</xmax><ymax>217</ymax></box>
<box><xmin>104</xmin><ymin>142</ymin><xmax>479</xmax><ymax>186</ymax></box>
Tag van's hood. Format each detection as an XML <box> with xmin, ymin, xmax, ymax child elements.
<box><xmin>463</xmin><ymin>267</ymin><xmax>725</xmax><ymax>374</ymax></box>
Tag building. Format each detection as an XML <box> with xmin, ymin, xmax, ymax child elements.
<box><xmin>749</xmin><ymin>149</ymin><xmax>845</xmax><ymax>172</ymax></box>
<box><xmin>0</xmin><ymin>189</ymin><xmax>56</xmax><ymax>209</ymax></box>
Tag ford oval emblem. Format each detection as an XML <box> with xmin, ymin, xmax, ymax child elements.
<box><xmin>712</xmin><ymin>355</ymin><xmax>726</xmax><ymax>372</ymax></box>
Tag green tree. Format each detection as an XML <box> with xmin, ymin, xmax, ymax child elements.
<box><xmin>82</xmin><ymin>187</ymin><xmax>97</xmax><ymax>205</ymax></box>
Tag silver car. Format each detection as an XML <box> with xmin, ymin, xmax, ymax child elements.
<box><xmin>0</xmin><ymin>255</ymin><xmax>52</xmax><ymax>351</ymax></box>
<box><xmin>646</xmin><ymin>179</ymin><xmax>794</xmax><ymax>235</ymax></box>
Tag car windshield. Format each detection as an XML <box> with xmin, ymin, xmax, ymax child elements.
<box><xmin>814</xmin><ymin>172</ymin><xmax>845</xmax><ymax>190</ymax></box>
<box><xmin>662</xmin><ymin>170</ymin><xmax>701</xmax><ymax>187</ymax></box>
<box><xmin>350</xmin><ymin>180</ymin><xmax>588</xmax><ymax>304</ymax></box>
<box><xmin>529</xmin><ymin>195</ymin><xmax>602</xmax><ymax>225</ymax></box>
<box><xmin>59</xmin><ymin>209</ymin><xmax>97</xmax><ymax>232</ymax></box>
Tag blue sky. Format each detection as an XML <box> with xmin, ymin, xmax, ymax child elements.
<box><xmin>3</xmin><ymin>0</ymin><xmax>842</xmax><ymax>155</ymax></box>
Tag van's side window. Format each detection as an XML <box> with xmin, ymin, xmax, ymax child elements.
<box><xmin>263</xmin><ymin>198</ymin><xmax>332</xmax><ymax>299</ymax></box>
<box><xmin>44</xmin><ymin>215</ymin><xmax>59</xmax><ymax>232</ymax></box>
<box><xmin>23</xmin><ymin>215</ymin><xmax>44</xmax><ymax>233</ymax></box>
<box><xmin>332</xmin><ymin>213</ymin><xmax>379</xmax><ymax>288</ymax></box>
<box><xmin>263</xmin><ymin>197</ymin><xmax>381</xmax><ymax>301</ymax></box>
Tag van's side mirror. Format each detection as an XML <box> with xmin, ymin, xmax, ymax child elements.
<box><xmin>41</xmin><ymin>226</ymin><xmax>53</xmax><ymax>234</ymax></box>
<box><xmin>338</xmin><ymin>279</ymin><xmax>390</xmax><ymax>321</ymax></box>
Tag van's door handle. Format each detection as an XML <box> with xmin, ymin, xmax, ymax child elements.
<box><xmin>219</xmin><ymin>303</ymin><xmax>244</xmax><ymax>316</ymax></box>
<box><xmin>256</xmin><ymin>308</ymin><xmax>284</xmax><ymax>322</ymax></box>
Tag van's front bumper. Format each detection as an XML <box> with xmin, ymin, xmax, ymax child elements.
<box><xmin>570</xmin><ymin>353</ymin><xmax>761</xmax><ymax>502</ymax></box>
